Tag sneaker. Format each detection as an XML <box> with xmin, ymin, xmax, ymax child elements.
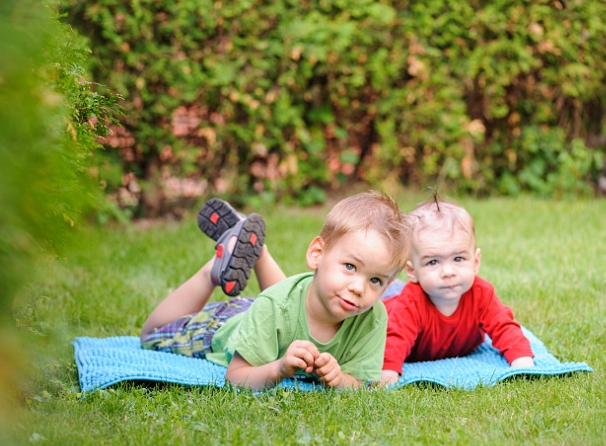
<box><xmin>197</xmin><ymin>198</ymin><xmax>246</xmax><ymax>241</ymax></box>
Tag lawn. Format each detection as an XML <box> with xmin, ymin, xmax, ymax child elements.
<box><xmin>5</xmin><ymin>194</ymin><xmax>606</xmax><ymax>445</ymax></box>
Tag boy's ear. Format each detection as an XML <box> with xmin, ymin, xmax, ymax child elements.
<box><xmin>404</xmin><ymin>260</ymin><xmax>418</xmax><ymax>283</ymax></box>
<box><xmin>306</xmin><ymin>236</ymin><xmax>325</xmax><ymax>270</ymax></box>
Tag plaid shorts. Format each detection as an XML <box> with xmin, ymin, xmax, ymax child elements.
<box><xmin>141</xmin><ymin>296</ymin><xmax>254</xmax><ymax>358</ymax></box>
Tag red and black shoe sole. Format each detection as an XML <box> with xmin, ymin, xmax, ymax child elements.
<box><xmin>218</xmin><ymin>213</ymin><xmax>266</xmax><ymax>296</ymax></box>
<box><xmin>197</xmin><ymin>198</ymin><xmax>243</xmax><ymax>241</ymax></box>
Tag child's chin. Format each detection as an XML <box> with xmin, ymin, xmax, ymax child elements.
<box><xmin>433</xmin><ymin>290</ymin><xmax>461</xmax><ymax>300</ymax></box>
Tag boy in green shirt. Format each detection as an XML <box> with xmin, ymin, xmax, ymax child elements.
<box><xmin>141</xmin><ymin>191</ymin><xmax>411</xmax><ymax>390</ymax></box>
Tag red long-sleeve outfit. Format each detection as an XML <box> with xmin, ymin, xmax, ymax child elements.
<box><xmin>382</xmin><ymin>276</ymin><xmax>533</xmax><ymax>374</ymax></box>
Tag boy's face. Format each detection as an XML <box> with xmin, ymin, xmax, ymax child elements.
<box><xmin>306</xmin><ymin>229</ymin><xmax>398</xmax><ymax>324</ymax></box>
<box><xmin>406</xmin><ymin>225</ymin><xmax>481</xmax><ymax>308</ymax></box>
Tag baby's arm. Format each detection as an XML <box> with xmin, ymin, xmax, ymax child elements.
<box><xmin>477</xmin><ymin>280</ymin><xmax>535</xmax><ymax>368</ymax></box>
<box><xmin>380</xmin><ymin>370</ymin><xmax>400</xmax><ymax>385</ymax></box>
<box><xmin>511</xmin><ymin>356</ymin><xmax>535</xmax><ymax>367</ymax></box>
<box><xmin>313</xmin><ymin>353</ymin><xmax>361</xmax><ymax>389</ymax></box>
<box><xmin>226</xmin><ymin>340</ymin><xmax>319</xmax><ymax>390</ymax></box>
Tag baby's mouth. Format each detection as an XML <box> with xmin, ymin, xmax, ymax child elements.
<box><xmin>442</xmin><ymin>282</ymin><xmax>458</xmax><ymax>289</ymax></box>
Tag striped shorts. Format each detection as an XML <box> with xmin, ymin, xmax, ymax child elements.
<box><xmin>141</xmin><ymin>296</ymin><xmax>254</xmax><ymax>358</ymax></box>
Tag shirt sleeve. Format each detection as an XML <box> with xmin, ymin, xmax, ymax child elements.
<box><xmin>382</xmin><ymin>287</ymin><xmax>421</xmax><ymax>374</ymax></box>
<box><xmin>339</xmin><ymin>303</ymin><xmax>388</xmax><ymax>382</ymax></box>
<box><xmin>476</xmin><ymin>279</ymin><xmax>534</xmax><ymax>364</ymax></box>
<box><xmin>224</xmin><ymin>295</ymin><xmax>286</xmax><ymax>367</ymax></box>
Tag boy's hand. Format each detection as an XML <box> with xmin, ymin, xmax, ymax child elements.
<box><xmin>313</xmin><ymin>352</ymin><xmax>344</xmax><ymax>387</ymax></box>
<box><xmin>280</xmin><ymin>341</ymin><xmax>320</xmax><ymax>378</ymax></box>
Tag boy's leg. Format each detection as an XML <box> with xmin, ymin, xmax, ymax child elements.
<box><xmin>140</xmin><ymin>247</ymin><xmax>286</xmax><ymax>341</ymax></box>
<box><xmin>141</xmin><ymin>296</ymin><xmax>255</xmax><ymax>357</ymax></box>
<box><xmin>197</xmin><ymin>198</ymin><xmax>245</xmax><ymax>241</ymax></box>
<box><xmin>253</xmin><ymin>245</ymin><xmax>287</xmax><ymax>291</ymax></box>
<box><xmin>140</xmin><ymin>213</ymin><xmax>267</xmax><ymax>340</ymax></box>
<box><xmin>211</xmin><ymin>214</ymin><xmax>265</xmax><ymax>296</ymax></box>
<box><xmin>140</xmin><ymin>259</ymin><xmax>215</xmax><ymax>341</ymax></box>
<box><xmin>197</xmin><ymin>197</ymin><xmax>286</xmax><ymax>292</ymax></box>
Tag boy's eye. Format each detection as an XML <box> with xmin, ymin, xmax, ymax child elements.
<box><xmin>427</xmin><ymin>259</ymin><xmax>438</xmax><ymax>266</ymax></box>
<box><xmin>454</xmin><ymin>256</ymin><xmax>465</xmax><ymax>262</ymax></box>
<box><xmin>370</xmin><ymin>277</ymin><xmax>383</xmax><ymax>286</ymax></box>
<box><xmin>344</xmin><ymin>263</ymin><xmax>355</xmax><ymax>271</ymax></box>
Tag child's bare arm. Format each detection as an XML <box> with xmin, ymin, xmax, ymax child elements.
<box><xmin>510</xmin><ymin>356</ymin><xmax>535</xmax><ymax>367</ymax></box>
<box><xmin>226</xmin><ymin>341</ymin><xmax>319</xmax><ymax>390</ymax></box>
<box><xmin>313</xmin><ymin>352</ymin><xmax>362</xmax><ymax>389</ymax></box>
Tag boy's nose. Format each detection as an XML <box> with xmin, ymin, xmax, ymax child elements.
<box><xmin>347</xmin><ymin>277</ymin><xmax>364</xmax><ymax>295</ymax></box>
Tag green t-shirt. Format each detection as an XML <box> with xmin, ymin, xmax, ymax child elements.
<box><xmin>205</xmin><ymin>272</ymin><xmax>388</xmax><ymax>381</ymax></box>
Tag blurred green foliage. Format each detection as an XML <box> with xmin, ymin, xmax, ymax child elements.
<box><xmin>0</xmin><ymin>0</ymin><xmax>122</xmax><ymax>315</ymax></box>
<box><xmin>60</xmin><ymin>0</ymin><xmax>605</xmax><ymax>214</ymax></box>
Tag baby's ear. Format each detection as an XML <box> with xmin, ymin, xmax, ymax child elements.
<box><xmin>305</xmin><ymin>236</ymin><xmax>325</xmax><ymax>270</ymax></box>
<box><xmin>474</xmin><ymin>248</ymin><xmax>482</xmax><ymax>274</ymax></box>
<box><xmin>404</xmin><ymin>260</ymin><xmax>418</xmax><ymax>283</ymax></box>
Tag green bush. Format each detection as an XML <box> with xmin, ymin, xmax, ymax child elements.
<box><xmin>61</xmin><ymin>0</ymin><xmax>605</xmax><ymax>214</ymax></box>
<box><xmin>0</xmin><ymin>2</ymin><xmax>120</xmax><ymax>438</ymax></box>
<box><xmin>0</xmin><ymin>0</ymin><xmax>122</xmax><ymax>314</ymax></box>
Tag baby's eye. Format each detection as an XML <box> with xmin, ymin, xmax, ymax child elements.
<box><xmin>454</xmin><ymin>256</ymin><xmax>465</xmax><ymax>262</ymax></box>
<box><xmin>370</xmin><ymin>277</ymin><xmax>383</xmax><ymax>286</ymax></box>
<box><xmin>427</xmin><ymin>259</ymin><xmax>438</xmax><ymax>266</ymax></box>
<box><xmin>344</xmin><ymin>263</ymin><xmax>356</xmax><ymax>272</ymax></box>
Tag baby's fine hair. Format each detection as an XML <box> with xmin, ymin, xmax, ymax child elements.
<box><xmin>409</xmin><ymin>193</ymin><xmax>476</xmax><ymax>247</ymax></box>
<box><xmin>319</xmin><ymin>190</ymin><xmax>411</xmax><ymax>273</ymax></box>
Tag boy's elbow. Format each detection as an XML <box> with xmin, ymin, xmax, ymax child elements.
<box><xmin>225</xmin><ymin>369</ymin><xmax>255</xmax><ymax>389</ymax></box>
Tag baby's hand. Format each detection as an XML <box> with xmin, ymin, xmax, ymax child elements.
<box><xmin>280</xmin><ymin>340</ymin><xmax>320</xmax><ymax>378</ymax></box>
<box><xmin>511</xmin><ymin>356</ymin><xmax>535</xmax><ymax>368</ymax></box>
<box><xmin>313</xmin><ymin>353</ymin><xmax>343</xmax><ymax>387</ymax></box>
<box><xmin>380</xmin><ymin>370</ymin><xmax>400</xmax><ymax>386</ymax></box>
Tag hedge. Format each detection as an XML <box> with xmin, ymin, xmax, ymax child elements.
<box><xmin>0</xmin><ymin>0</ymin><xmax>122</xmax><ymax>314</ymax></box>
<box><xmin>61</xmin><ymin>0</ymin><xmax>605</xmax><ymax>215</ymax></box>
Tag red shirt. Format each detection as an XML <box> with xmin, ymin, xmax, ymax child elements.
<box><xmin>382</xmin><ymin>276</ymin><xmax>533</xmax><ymax>374</ymax></box>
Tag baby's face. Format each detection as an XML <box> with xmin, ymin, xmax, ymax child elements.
<box><xmin>309</xmin><ymin>229</ymin><xmax>398</xmax><ymax>322</ymax></box>
<box><xmin>407</xmin><ymin>225</ymin><xmax>480</xmax><ymax>307</ymax></box>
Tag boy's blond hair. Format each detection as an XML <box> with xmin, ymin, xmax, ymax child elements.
<box><xmin>409</xmin><ymin>195</ymin><xmax>476</xmax><ymax>249</ymax></box>
<box><xmin>319</xmin><ymin>191</ymin><xmax>411</xmax><ymax>273</ymax></box>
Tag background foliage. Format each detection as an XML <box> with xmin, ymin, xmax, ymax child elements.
<box><xmin>0</xmin><ymin>1</ymin><xmax>121</xmax><ymax>438</ymax></box>
<box><xmin>60</xmin><ymin>0</ymin><xmax>605</xmax><ymax>216</ymax></box>
<box><xmin>0</xmin><ymin>0</ymin><xmax>121</xmax><ymax>313</ymax></box>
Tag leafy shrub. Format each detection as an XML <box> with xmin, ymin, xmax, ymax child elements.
<box><xmin>61</xmin><ymin>0</ymin><xmax>605</xmax><ymax>214</ymax></box>
<box><xmin>0</xmin><ymin>0</ymin><xmax>122</xmax><ymax>313</ymax></box>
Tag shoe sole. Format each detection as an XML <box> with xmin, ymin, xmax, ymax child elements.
<box><xmin>220</xmin><ymin>213</ymin><xmax>266</xmax><ymax>296</ymax></box>
<box><xmin>197</xmin><ymin>198</ymin><xmax>243</xmax><ymax>241</ymax></box>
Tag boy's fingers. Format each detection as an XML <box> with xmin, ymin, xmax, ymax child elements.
<box><xmin>313</xmin><ymin>353</ymin><xmax>339</xmax><ymax>381</ymax></box>
<box><xmin>318</xmin><ymin>366</ymin><xmax>341</xmax><ymax>387</ymax></box>
<box><xmin>292</xmin><ymin>343</ymin><xmax>317</xmax><ymax>371</ymax></box>
<box><xmin>298</xmin><ymin>348</ymin><xmax>315</xmax><ymax>369</ymax></box>
<box><xmin>313</xmin><ymin>352</ymin><xmax>331</xmax><ymax>367</ymax></box>
<box><xmin>301</xmin><ymin>341</ymin><xmax>320</xmax><ymax>358</ymax></box>
<box><xmin>286</xmin><ymin>341</ymin><xmax>321</xmax><ymax>373</ymax></box>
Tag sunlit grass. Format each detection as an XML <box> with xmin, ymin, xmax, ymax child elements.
<box><xmin>8</xmin><ymin>196</ymin><xmax>606</xmax><ymax>445</ymax></box>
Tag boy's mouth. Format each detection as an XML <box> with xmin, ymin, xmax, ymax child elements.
<box><xmin>339</xmin><ymin>297</ymin><xmax>358</xmax><ymax>311</ymax></box>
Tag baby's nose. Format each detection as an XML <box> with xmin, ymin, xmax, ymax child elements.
<box><xmin>441</xmin><ymin>263</ymin><xmax>455</xmax><ymax>276</ymax></box>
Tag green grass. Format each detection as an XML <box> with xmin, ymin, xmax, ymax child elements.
<box><xmin>5</xmin><ymin>195</ymin><xmax>606</xmax><ymax>445</ymax></box>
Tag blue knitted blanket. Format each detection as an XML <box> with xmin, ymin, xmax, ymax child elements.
<box><xmin>73</xmin><ymin>327</ymin><xmax>592</xmax><ymax>393</ymax></box>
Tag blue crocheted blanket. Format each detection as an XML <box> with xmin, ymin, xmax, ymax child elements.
<box><xmin>73</xmin><ymin>327</ymin><xmax>592</xmax><ymax>393</ymax></box>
